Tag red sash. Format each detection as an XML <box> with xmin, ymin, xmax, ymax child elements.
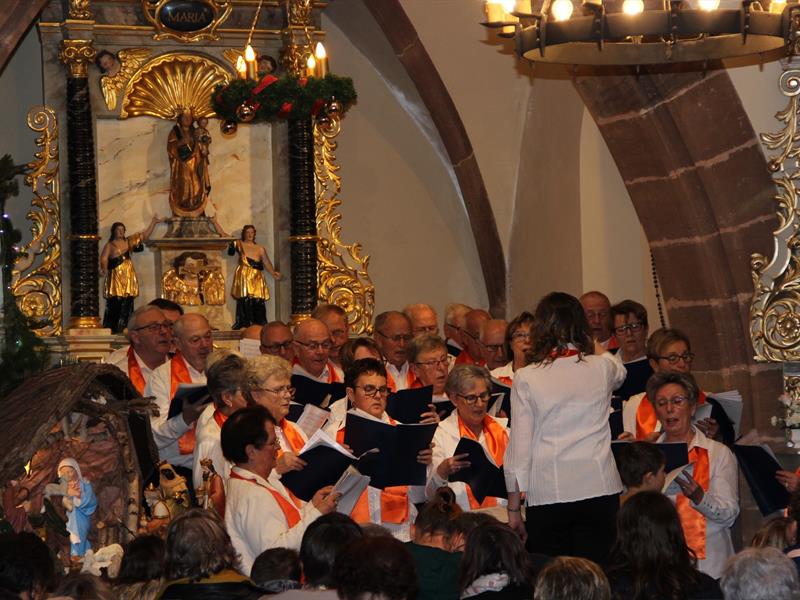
<box><xmin>635</xmin><ymin>391</ymin><xmax>708</xmax><ymax>440</ymax></box>
<box><xmin>278</xmin><ymin>419</ymin><xmax>306</xmax><ymax>455</ymax></box>
<box><xmin>454</xmin><ymin>350</ymin><xmax>485</xmax><ymax>367</ymax></box>
<box><xmin>170</xmin><ymin>354</ymin><xmax>197</xmax><ymax>455</ymax></box>
<box><xmin>127</xmin><ymin>347</ymin><xmax>146</xmax><ymax>394</ymax></box>
<box><xmin>457</xmin><ymin>415</ymin><xmax>508</xmax><ymax>509</ymax></box>
<box><xmin>675</xmin><ymin>446</ymin><xmax>710</xmax><ymax>560</ymax></box>
<box><xmin>213</xmin><ymin>409</ymin><xmax>228</xmax><ymax>429</ymax></box>
<box><xmin>229</xmin><ymin>470</ymin><xmax>301</xmax><ymax>527</ymax></box>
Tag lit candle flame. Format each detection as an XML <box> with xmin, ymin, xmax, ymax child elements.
<box><xmin>244</xmin><ymin>44</ymin><xmax>256</xmax><ymax>62</ymax></box>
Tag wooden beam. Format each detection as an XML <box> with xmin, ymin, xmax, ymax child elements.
<box><xmin>0</xmin><ymin>0</ymin><xmax>48</xmax><ymax>76</ymax></box>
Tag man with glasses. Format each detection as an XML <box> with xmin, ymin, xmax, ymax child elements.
<box><xmin>312</xmin><ymin>303</ymin><xmax>349</xmax><ymax>369</ymax></box>
<box><xmin>292</xmin><ymin>318</ymin><xmax>343</xmax><ymax>383</ymax></box>
<box><xmin>444</xmin><ymin>303</ymin><xmax>472</xmax><ymax>358</ymax></box>
<box><xmin>106</xmin><ymin>305</ymin><xmax>172</xmax><ymax>394</ymax></box>
<box><xmin>373</xmin><ymin>311</ymin><xmax>415</xmax><ymax>392</ymax></box>
<box><xmin>610</xmin><ymin>300</ymin><xmax>652</xmax><ymax>400</ymax></box>
<box><xmin>478</xmin><ymin>319</ymin><xmax>508</xmax><ymax>371</ymax></box>
<box><xmin>580</xmin><ymin>291</ymin><xmax>619</xmax><ymax>352</ymax></box>
<box><xmin>260</xmin><ymin>321</ymin><xmax>295</xmax><ymax>363</ymax></box>
<box><xmin>408</xmin><ymin>334</ymin><xmax>450</xmax><ymax>400</ymax></box>
<box><xmin>454</xmin><ymin>309</ymin><xmax>490</xmax><ymax>366</ymax></box>
<box><xmin>404</xmin><ymin>303</ymin><xmax>440</xmax><ymax>337</ymax></box>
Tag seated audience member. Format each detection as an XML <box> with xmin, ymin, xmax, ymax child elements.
<box><xmin>644</xmin><ymin>371</ymin><xmax>738</xmax><ymax>578</ymax></box>
<box><xmin>404</xmin><ymin>303</ymin><xmax>440</xmax><ymax>336</ymax></box>
<box><xmin>459</xmin><ymin>522</ymin><xmax>533</xmax><ymax>599</ymax></box>
<box><xmin>447</xmin><ymin>512</ymin><xmax>500</xmax><ymax>553</ymax></box>
<box><xmin>611</xmin><ymin>441</ymin><xmax>666</xmax><ymax>505</ymax></box>
<box><xmin>610</xmin><ymin>300</ymin><xmax>652</xmax><ymax>400</ymax></box>
<box><xmin>408</xmin><ymin>334</ymin><xmax>450</xmax><ymax>401</ymax></box>
<box><xmin>193</xmin><ymin>353</ymin><xmax>251</xmax><ymax>491</ymax></box>
<box><xmin>247</xmin><ymin>355</ymin><xmax>308</xmax><ymax>473</ymax></box>
<box><xmin>444</xmin><ymin>303</ymin><xmax>472</xmax><ymax>357</ymax></box>
<box><xmin>114</xmin><ymin>534</ymin><xmax>165</xmax><ymax>600</ymax></box>
<box><xmin>160</xmin><ymin>509</ymin><xmax>263</xmax><ymax>599</ymax></box>
<box><xmin>332</xmin><ymin>536</ymin><xmax>419</xmax><ymax>600</ymax></box>
<box><xmin>222</xmin><ymin>405</ymin><xmax>340</xmax><ymax>575</ymax></box>
<box><xmin>478</xmin><ymin>319</ymin><xmax>508</xmax><ymax>371</ymax></box>
<box><xmin>407</xmin><ymin>487</ymin><xmax>463</xmax><ymax>600</ymax></box>
<box><xmin>312</xmin><ymin>304</ymin><xmax>349</xmax><ymax>369</ymax></box>
<box><xmin>427</xmin><ymin>364</ymin><xmax>509</xmax><ymax>511</ymax></box>
<box><xmin>534</xmin><ymin>557</ymin><xmax>610</xmax><ymax>600</ymax></box>
<box><xmin>106</xmin><ymin>305</ymin><xmax>172</xmax><ymax>394</ymax></box>
<box><xmin>292</xmin><ymin>318</ymin><xmax>343</xmax><ymax>383</ymax></box>
<box><xmin>721</xmin><ymin>547</ymin><xmax>799</xmax><ymax>600</ymax></box>
<box><xmin>339</xmin><ymin>337</ymin><xmax>382</xmax><ymax>374</ymax></box>
<box><xmin>0</xmin><ymin>531</ymin><xmax>55</xmax><ymax>600</ymax></box>
<box><xmin>605</xmin><ymin>491</ymin><xmax>722</xmax><ymax>600</ymax></box>
<box><xmin>260</xmin><ymin>321</ymin><xmax>295</xmax><ymax>363</ymax></box>
<box><xmin>322</xmin><ymin>359</ymin><xmax>435</xmax><ymax>540</ymax></box>
<box><xmin>580</xmin><ymin>291</ymin><xmax>618</xmax><ymax>351</ymax></box>
<box><xmin>456</xmin><ymin>309</ymin><xmax>490</xmax><ymax>366</ymax></box>
<box><xmin>250</xmin><ymin>548</ymin><xmax>301</xmax><ymax>594</ymax></box>
<box><xmin>373</xmin><ymin>311</ymin><xmax>415</xmax><ymax>391</ymax></box>
<box><xmin>622</xmin><ymin>328</ymin><xmax>734</xmax><ymax>444</ymax></box>
<box><xmin>51</xmin><ymin>573</ymin><xmax>113</xmax><ymax>600</ymax></box>
<box><xmin>271</xmin><ymin>513</ymin><xmax>363</xmax><ymax>599</ymax></box>
<box><xmin>490</xmin><ymin>311</ymin><xmax>533</xmax><ymax>385</ymax></box>
<box><xmin>751</xmin><ymin>516</ymin><xmax>793</xmax><ymax>550</ymax></box>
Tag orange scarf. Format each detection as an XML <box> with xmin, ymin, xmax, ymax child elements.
<box><xmin>606</xmin><ymin>336</ymin><xmax>619</xmax><ymax>351</ymax></box>
<box><xmin>127</xmin><ymin>347</ymin><xmax>146</xmax><ymax>394</ymax></box>
<box><xmin>229</xmin><ymin>470</ymin><xmax>301</xmax><ymax>527</ymax></box>
<box><xmin>292</xmin><ymin>357</ymin><xmax>341</xmax><ymax>383</ymax></box>
<box><xmin>457</xmin><ymin>415</ymin><xmax>508</xmax><ymax>509</ymax></box>
<box><xmin>278</xmin><ymin>419</ymin><xmax>306</xmax><ymax>456</ymax></box>
<box><xmin>170</xmin><ymin>353</ymin><xmax>197</xmax><ymax>455</ymax></box>
<box><xmin>336</xmin><ymin>421</ymin><xmax>409</xmax><ymax>524</ymax></box>
<box><xmin>213</xmin><ymin>409</ymin><xmax>228</xmax><ymax>429</ymax></box>
<box><xmin>635</xmin><ymin>391</ymin><xmax>708</xmax><ymax>440</ymax></box>
<box><xmin>675</xmin><ymin>446</ymin><xmax>710</xmax><ymax>560</ymax></box>
<box><xmin>496</xmin><ymin>375</ymin><xmax>513</xmax><ymax>386</ymax></box>
<box><xmin>548</xmin><ymin>348</ymin><xmax>580</xmax><ymax>359</ymax></box>
<box><xmin>454</xmin><ymin>350</ymin><xmax>485</xmax><ymax>367</ymax></box>
<box><xmin>386</xmin><ymin>365</ymin><xmax>417</xmax><ymax>393</ymax></box>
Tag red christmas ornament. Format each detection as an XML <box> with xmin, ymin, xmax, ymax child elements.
<box><xmin>311</xmin><ymin>99</ymin><xmax>325</xmax><ymax>116</ymax></box>
<box><xmin>298</xmin><ymin>78</ymin><xmax>308</xmax><ymax>88</ymax></box>
<box><xmin>278</xmin><ymin>102</ymin><xmax>293</xmax><ymax>117</ymax></box>
<box><xmin>253</xmin><ymin>75</ymin><xmax>278</xmax><ymax>95</ymax></box>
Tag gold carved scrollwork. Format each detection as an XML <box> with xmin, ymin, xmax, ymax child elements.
<box><xmin>314</xmin><ymin>106</ymin><xmax>375</xmax><ymax>335</ymax></box>
<box><xmin>287</xmin><ymin>0</ymin><xmax>313</xmax><ymax>26</ymax></box>
<box><xmin>142</xmin><ymin>0</ymin><xmax>232</xmax><ymax>43</ymax></box>
<box><xmin>751</xmin><ymin>67</ymin><xmax>800</xmax><ymax>361</ymax></box>
<box><xmin>281</xmin><ymin>0</ymin><xmax>315</xmax><ymax>77</ymax></box>
<box><xmin>119</xmin><ymin>53</ymin><xmax>231</xmax><ymax>119</ymax></box>
<box><xmin>11</xmin><ymin>106</ymin><xmax>62</xmax><ymax>337</ymax></box>
<box><xmin>68</xmin><ymin>0</ymin><xmax>93</xmax><ymax>20</ymax></box>
<box><xmin>59</xmin><ymin>40</ymin><xmax>96</xmax><ymax>78</ymax></box>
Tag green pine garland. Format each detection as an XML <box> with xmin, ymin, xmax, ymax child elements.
<box><xmin>211</xmin><ymin>74</ymin><xmax>357</xmax><ymax>123</ymax></box>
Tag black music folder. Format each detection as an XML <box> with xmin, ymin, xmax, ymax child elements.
<box><xmin>343</xmin><ymin>412</ymin><xmax>437</xmax><ymax>489</ymax></box>
<box><xmin>291</xmin><ymin>375</ymin><xmax>345</xmax><ymax>408</ymax></box>
<box><xmin>490</xmin><ymin>379</ymin><xmax>512</xmax><ymax>418</ymax></box>
<box><xmin>734</xmin><ymin>444</ymin><xmax>790</xmax><ymax>516</ymax></box>
<box><xmin>609</xmin><ymin>409</ymin><xmax>624</xmax><ymax>440</ymax></box>
<box><xmin>449</xmin><ymin>437</ymin><xmax>507</xmax><ymax>503</ymax></box>
<box><xmin>167</xmin><ymin>383</ymin><xmax>210</xmax><ymax>419</ymax></box>
<box><xmin>386</xmin><ymin>386</ymin><xmax>434</xmax><ymax>424</ymax></box>
<box><xmin>657</xmin><ymin>442</ymin><xmax>690</xmax><ymax>473</ymax></box>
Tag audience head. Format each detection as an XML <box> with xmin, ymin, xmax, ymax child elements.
<box><xmin>52</xmin><ymin>573</ymin><xmax>113</xmax><ymax>600</ymax></box>
<box><xmin>463</xmin><ymin>309</ymin><xmax>491</xmax><ymax>363</ymax></box>
<box><xmin>300</xmin><ymin>513</ymin><xmax>363</xmax><ymax>588</ymax></box>
<box><xmin>646</xmin><ymin>370</ymin><xmax>700</xmax><ymax>441</ymax></box>
<box><xmin>293</xmin><ymin>318</ymin><xmax>332</xmax><ymax>377</ymax></box>
<box><xmin>116</xmin><ymin>534</ymin><xmax>165</xmax><ymax>585</ymax></box>
<box><xmin>404</xmin><ymin>303</ymin><xmax>439</xmax><ymax>337</ymax></box>
<box><xmin>611</xmin><ymin>300</ymin><xmax>649</xmax><ymax>362</ymax></box>
<box><xmin>408</xmin><ymin>334</ymin><xmax>450</xmax><ymax>395</ymax></box>
<box><xmin>206</xmin><ymin>352</ymin><xmax>249</xmax><ymax>412</ymax></box>
<box><xmin>413</xmin><ymin>487</ymin><xmax>462</xmax><ymax>546</ymax></box>
<box><xmin>786</xmin><ymin>490</ymin><xmax>800</xmax><ymax>545</ymax></box>
<box><xmin>126</xmin><ymin>306</ymin><xmax>171</xmax><ymax>361</ymax></box>
<box><xmin>250</xmin><ymin>548</ymin><xmax>301</xmax><ymax>593</ymax></box>
<box><xmin>580</xmin><ymin>291</ymin><xmax>613</xmax><ymax>343</ymax></box>
<box><xmin>345</xmin><ymin>358</ymin><xmax>389</xmax><ymax>419</ymax></box>
<box><xmin>506</xmin><ymin>311</ymin><xmax>534</xmax><ymax>369</ymax></box>
<box><xmin>751</xmin><ymin>516</ymin><xmax>793</xmax><ymax>550</ymax></box>
<box><xmin>444</xmin><ymin>303</ymin><xmax>472</xmax><ymax>348</ymax></box>
<box><xmin>340</xmin><ymin>337</ymin><xmax>382</xmax><ymax>374</ymax></box>
<box><xmin>260</xmin><ymin>321</ymin><xmax>295</xmax><ymax>362</ymax></box>
<box><xmin>239</xmin><ymin>324</ymin><xmax>262</xmax><ymax>341</ymax></box>
<box><xmin>373</xmin><ymin>311</ymin><xmax>413</xmax><ymax>368</ymax></box>
<box><xmin>530</xmin><ymin>292</ymin><xmax>593</xmax><ymax>363</ymax></box>
<box><xmin>534</xmin><ymin>557</ymin><xmax>610</xmax><ymax>600</ymax></box>
<box><xmin>721</xmin><ymin>547</ymin><xmax>799</xmax><ymax>600</ymax></box>
<box><xmin>448</xmin><ymin>512</ymin><xmax>499</xmax><ymax>553</ymax></box>
<box><xmin>172</xmin><ymin>313</ymin><xmax>213</xmax><ymax>372</ymax></box>
<box><xmin>312</xmin><ymin>304</ymin><xmax>349</xmax><ymax>366</ymax></box>
<box><xmin>147</xmin><ymin>298</ymin><xmax>184</xmax><ymax>324</ymax></box>
<box><xmin>221</xmin><ymin>404</ymin><xmax>277</xmax><ymax>471</ymax></box>
<box><xmin>0</xmin><ymin>532</ymin><xmax>54</xmax><ymax>600</ymax></box>
<box><xmin>164</xmin><ymin>509</ymin><xmax>240</xmax><ymax>581</ymax></box>
<box><xmin>479</xmin><ymin>319</ymin><xmax>508</xmax><ymax>370</ymax></box>
<box><xmin>333</xmin><ymin>536</ymin><xmax>418</xmax><ymax>600</ymax></box>
<box><xmin>647</xmin><ymin>328</ymin><xmax>694</xmax><ymax>375</ymax></box>
<box><xmin>247</xmin><ymin>354</ymin><xmax>294</xmax><ymax>422</ymax></box>
<box><xmin>459</xmin><ymin>522</ymin><xmax>532</xmax><ymax>594</ymax></box>
<box><xmin>613</xmin><ymin>441</ymin><xmax>666</xmax><ymax>493</ymax></box>
<box><xmin>446</xmin><ymin>364</ymin><xmax>493</xmax><ymax>431</ymax></box>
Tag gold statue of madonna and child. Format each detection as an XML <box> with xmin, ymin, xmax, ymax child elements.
<box><xmin>168</xmin><ymin>109</ymin><xmax>212</xmax><ymax>217</ymax></box>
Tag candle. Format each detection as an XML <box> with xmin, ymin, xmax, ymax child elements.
<box><xmin>314</xmin><ymin>42</ymin><xmax>329</xmax><ymax>77</ymax></box>
<box><xmin>515</xmin><ymin>0</ymin><xmax>532</xmax><ymax>13</ymax></box>
<box><xmin>485</xmin><ymin>1</ymin><xmax>505</xmax><ymax>22</ymax></box>
<box><xmin>500</xmin><ymin>0</ymin><xmax>518</xmax><ymax>33</ymax></box>
<box><xmin>244</xmin><ymin>44</ymin><xmax>257</xmax><ymax>80</ymax></box>
<box><xmin>236</xmin><ymin>55</ymin><xmax>247</xmax><ymax>79</ymax></box>
<box><xmin>306</xmin><ymin>54</ymin><xmax>316</xmax><ymax>78</ymax></box>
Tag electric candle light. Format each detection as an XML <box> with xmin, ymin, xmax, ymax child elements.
<box><xmin>236</xmin><ymin>55</ymin><xmax>247</xmax><ymax>79</ymax></box>
<box><xmin>244</xmin><ymin>44</ymin><xmax>257</xmax><ymax>79</ymax></box>
<box><xmin>770</xmin><ymin>0</ymin><xmax>786</xmax><ymax>13</ymax></box>
<box><xmin>698</xmin><ymin>0</ymin><xmax>719</xmax><ymax>10</ymax></box>
<box><xmin>515</xmin><ymin>0</ymin><xmax>532</xmax><ymax>13</ymax></box>
<box><xmin>622</xmin><ymin>0</ymin><xmax>644</xmax><ymax>15</ymax></box>
<box><xmin>306</xmin><ymin>54</ymin><xmax>316</xmax><ymax>77</ymax></box>
<box><xmin>550</xmin><ymin>0</ymin><xmax>574</xmax><ymax>21</ymax></box>
<box><xmin>315</xmin><ymin>42</ymin><xmax>329</xmax><ymax>77</ymax></box>
<box><xmin>499</xmin><ymin>0</ymin><xmax>519</xmax><ymax>33</ymax></box>
<box><xmin>485</xmin><ymin>1</ymin><xmax>505</xmax><ymax>22</ymax></box>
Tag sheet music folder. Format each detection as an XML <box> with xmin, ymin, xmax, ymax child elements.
<box><xmin>343</xmin><ymin>412</ymin><xmax>437</xmax><ymax>488</ymax></box>
<box><xmin>449</xmin><ymin>437</ymin><xmax>507</xmax><ymax>503</ymax></box>
<box><xmin>167</xmin><ymin>383</ymin><xmax>210</xmax><ymax>419</ymax></box>
<box><xmin>291</xmin><ymin>375</ymin><xmax>345</xmax><ymax>408</ymax></box>
<box><xmin>280</xmin><ymin>444</ymin><xmax>358</xmax><ymax>502</ymax></box>
<box><xmin>734</xmin><ymin>444</ymin><xmax>790</xmax><ymax>516</ymax></box>
<box><xmin>386</xmin><ymin>386</ymin><xmax>433</xmax><ymax>424</ymax></box>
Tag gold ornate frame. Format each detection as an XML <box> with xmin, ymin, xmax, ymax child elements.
<box><xmin>142</xmin><ymin>0</ymin><xmax>233</xmax><ymax>43</ymax></box>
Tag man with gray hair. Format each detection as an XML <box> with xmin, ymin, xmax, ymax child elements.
<box><xmin>720</xmin><ymin>547</ymin><xmax>799</xmax><ymax>600</ymax></box>
<box><xmin>404</xmin><ymin>303</ymin><xmax>439</xmax><ymax>337</ymax></box>
<box><xmin>444</xmin><ymin>303</ymin><xmax>471</xmax><ymax>357</ymax></box>
<box><xmin>106</xmin><ymin>305</ymin><xmax>172</xmax><ymax>394</ymax></box>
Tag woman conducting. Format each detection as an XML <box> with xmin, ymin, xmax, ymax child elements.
<box><xmin>505</xmin><ymin>292</ymin><xmax>625</xmax><ymax>562</ymax></box>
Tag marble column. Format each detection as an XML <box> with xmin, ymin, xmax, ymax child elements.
<box><xmin>288</xmin><ymin>117</ymin><xmax>317</xmax><ymax>321</ymax></box>
<box><xmin>60</xmin><ymin>40</ymin><xmax>101</xmax><ymax>328</ymax></box>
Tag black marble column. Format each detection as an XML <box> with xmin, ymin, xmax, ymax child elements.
<box><xmin>288</xmin><ymin>117</ymin><xmax>318</xmax><ymax>319</ymax></box>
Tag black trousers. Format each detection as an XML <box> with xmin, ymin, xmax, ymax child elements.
<box><xmin>232</xmin><ymin>297</ymin><xmax>267</xmax><ymax>330</ymax></box>
<box><xmin>525</xmin><ymin>493</ymin><xmax>619</xmax><ymax>564</ymax></box>
<box><xmin>103</xmin><ymin>296</ymin><xmax>134</xmax><ymax>334</ymax></box>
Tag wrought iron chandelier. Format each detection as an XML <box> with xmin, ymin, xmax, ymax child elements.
<box><xmin>482</xmin><ymin>0</ymin><xmax>798</xmax><ymax>66</ymax></box>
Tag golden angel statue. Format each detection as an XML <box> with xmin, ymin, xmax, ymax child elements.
<box><xmin>95</xmin><ymin>48</ymin><xmax>151</xmax><ymax>111</ymax></box>
<box><xmin>168</xmin><ymin>110</ymin><xmax>211</xmax><ymax>217</ymax></box>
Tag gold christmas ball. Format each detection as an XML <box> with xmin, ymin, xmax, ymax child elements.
<box><xmin>220</xmin><ymin>120</ymin><xmax>237</xmax><ymax>135</ymax></box>
<box><xmin>236</xmin><ymin>101</ymin><xmax>256</xmax><ymax>123</ymax></box>
<box><xmin>328</xmin><ymin>99</ymin><xmax>343</xmax><ymax>115</ymax></box>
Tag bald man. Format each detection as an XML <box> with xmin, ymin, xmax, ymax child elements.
<box><xmin>444</xmin><ymin>303</ymin><xmax>471</xmax><ymax>357</ymax></box>
<box><xmin>145</xmin><ymin>313</ymin><xmax>214</xmax><ymax>468</ymax></box>
<box><xmin>455</xmin><ymin>309</ymin><xmax>490</xmax><ymax>366</ymax></box>
<box><xmin>404</xmin><ymin>303</ymin><xmax>439</xmax><ymax>337</ymax></box>
<box><xmin>292</xmin><ymin>318</ymin><xmax>343</xmax><ymax>383</ymax></box>
<box><xmin>580</xmin><ymin>291</ymin><xmax>618</xmax><ymax>351</ymax></box>
<box><xmin>373</xmin><ymin>311</ymin><xmax>415</xmax><ymax>392</ymax></box>
<box><xmin>260</xmin><ymin>321</ymin><xmax>295</xmax><ymax>363</ymax></box>
<box><xmin>479</xmin><ymin>319</ymin><xmax>508</xmax><ymax>371</ymax></box>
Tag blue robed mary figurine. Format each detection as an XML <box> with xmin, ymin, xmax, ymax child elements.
<box><xmin>57</xmin><ymin>458</ymin><xmax>97</xmax><ymax>559</ymax></box>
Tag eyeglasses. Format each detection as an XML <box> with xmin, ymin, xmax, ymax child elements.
<box><xmin>415</xmin><ymin>356</ymin><xmax>449</xmax><ymax>368</ymax></box>
<box><xmin>413</xmin><ymin>325</ymin><xmax>439</xmax><ymax>334</ymax></box>
<box><xmin>479</xmin><ymin>341</ymin><xmax>505</xmax><ymax>353</ymax></box>
<box><xmin>261</xmin><ymin>341</ymin><xmax>293</xmax><ymax>353</ymax></box>
<box><xmin>188</xmin><ymin>332</ymin><xmax>213</xmax><ymax>343</ymax></box>
<box><xmin>355</xmin><ymin>384</ymin><xmax>390</xmax><ymax>398</ymax></box>
<box><xmin>376</xmin><ymin>331</ymin><xmax>413</xmax><ymax>344</ymax></box>
<box><xmin>657</xmin><ymin>352</ymin><xmax>695</xmax><ymax>365</ymax></box>
<box><xmin>295</xmin><ymin>339</ymin><xmax>333</xmax><ymax>351</ymax></box>
<box><xmin>654</xmin><ymin>395</ymin><xmax>689</xmax><ymax>408</ymax></box>
<box><xmin>134</xmin><ymin>321</ymin><xmax>172</xmax><ymax>333</ymax></box>
<box><xmin>511</xmin><ymin>331</ymin><xmax>532</xmax><ymax>341</ymax></box>
<box><xmin>252</xmin><ymin>385</ymin><xmax>295</xmax><ymax>397</ymax></box>
<box><xmin>457</xmin><ymin>391</ymin><xmax>492</xmax><ymax>405</ymax></box>
<box><xmin>614</xmin><ymin>322</ymin><xmax>644</xmax><ymax>335</ymax></box>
